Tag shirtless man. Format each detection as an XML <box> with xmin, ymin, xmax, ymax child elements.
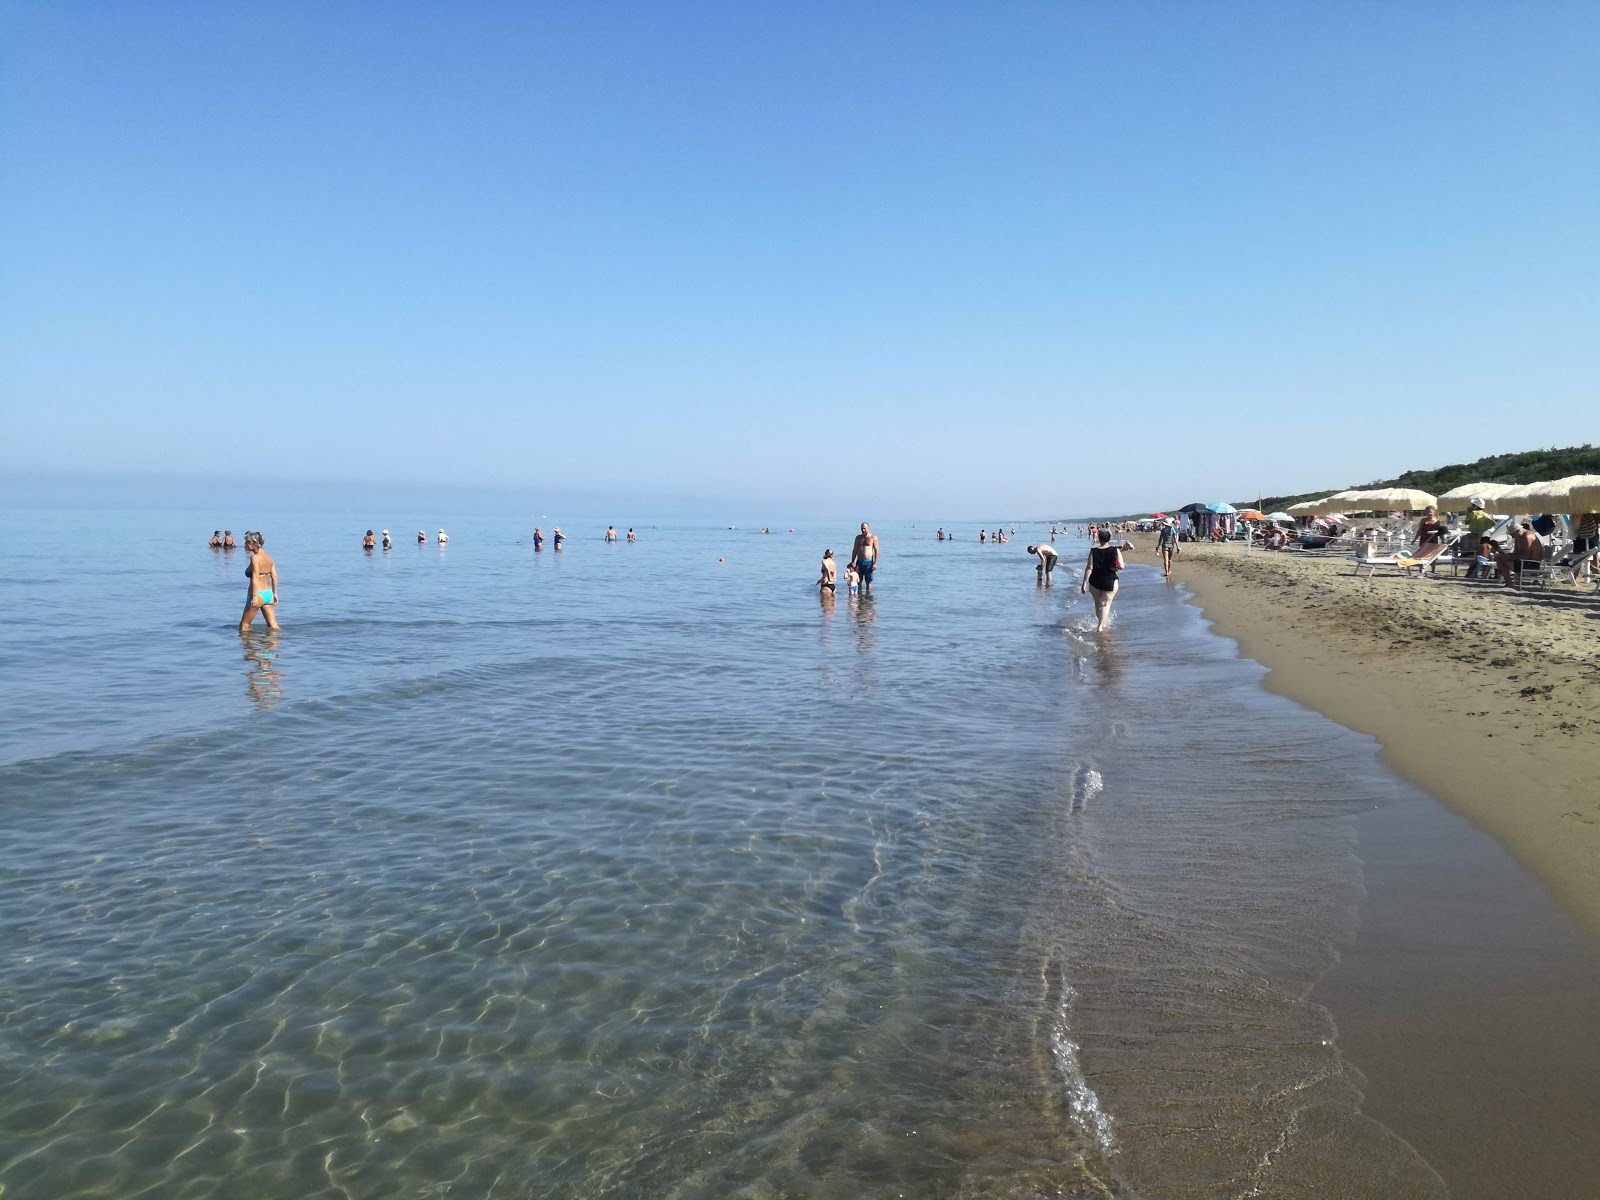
<box><xmin>818</xmin><ymin>548</ymin><xmax>837</xmax><ymax>595</ymax></box>
<box><xmin>1497</xmin><ymin>520</ymin><xmax>1544</xmax><ymax>586</ymax></box>
<box><xmin>239</xmin><ymin>532</ymin><xmax>281</xmax><ymax>632</ymax></box>
<box><xmin>1027</xmin><ymin>543</ymin><xmax>1058</xmax><ymax>582</ymax></box>
<box><xmin>849</xmin><ymin>523</ymin><xmax>881</xmax><ymax>596</ymax></box>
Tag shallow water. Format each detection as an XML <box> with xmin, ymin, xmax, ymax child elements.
<box><xmin>0</xmin><ymin>513</ymin><xmax>1464</xmax><ymax>1196</ymax></box>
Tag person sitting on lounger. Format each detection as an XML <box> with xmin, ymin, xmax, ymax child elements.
<box><xmin>1496</xmin><ymin>521</ymin><xmax>1544</xmax><ymax>586</ymax></box>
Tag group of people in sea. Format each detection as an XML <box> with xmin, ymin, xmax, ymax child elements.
<box><xmin>818</xmin><ymin>523</ymin><xmax>881</xmax><ymax>599</ymax></box>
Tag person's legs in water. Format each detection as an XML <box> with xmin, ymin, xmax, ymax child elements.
<box><xmin>858</xmin><ymin>560</ymin><xmax>874</xmax><ymax>595</ymax></box>
<box><xmin>1089</xmin><ymin>581</ymin><xmax>1118</xmax><ymax>631</ymax></box>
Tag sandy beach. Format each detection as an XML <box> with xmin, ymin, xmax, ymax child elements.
<box><xmin>1159</xmin><ymin>540</ymin><xmax>1600</xmax><ymax>935</ymax></box>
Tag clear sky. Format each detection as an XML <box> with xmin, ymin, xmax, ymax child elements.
<box><xmin>3</xmin><ymin>2</ymin><xmax>1596</xmax><ymax>517</ymax></box>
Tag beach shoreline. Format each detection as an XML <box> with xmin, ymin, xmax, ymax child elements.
<box><xmin>1156</xmin><ymin>539</ymin><xmax>1600</xmax><ymax>937</ymax></box>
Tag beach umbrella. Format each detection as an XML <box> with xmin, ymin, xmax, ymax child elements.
<box><xmin>1344</xmin><ymin>487</ymin><xmax>1436</xmax><ymax>511</ymax></box>
<box><xmin>1266</xmin><ymin>511</ymin><xmax>1294</xmax><ymax>523</ymax></box>
<box><xmin>1150</xmin><ymin>512</ymin><xmax>1168</xmax><ymax>519</ymax></box>
<box><xmin>1566</xmin><ymin>478</ymin><xmax>1600</xmax><ymax>513</ymax></box>
<box><xmin>1206</xmin><ymin>502</ymin><xmax>1237</xmax><ymax>514</ymax></box>
<box><xmin>1236</xmin><ymin>509</ymin><xmax>1266</xmax><ymax>521</ymax></box>
<box><xmin>1436</xmin><ymin>482</ymin><xmax>1513</xmax><ymax>513</ymax></box>
<box><xmin>1538</xmin><ymin>474</ymin><xmax>1600</xmax><ymax>512</ymax></box>
<box><xmin>1177</xmin><ymin>502</ymin><xmax>1210</xmax><ymax>514</ymax></box>
<box><xmin>1286</xmin><ymin>499</ymin><xmax>1324</xmax><ymax>516</ymax></box>
<box><xmin>1309</xmin><ymin>490</ymin><xmax>1362</xmax><ymax>515</ymax></box>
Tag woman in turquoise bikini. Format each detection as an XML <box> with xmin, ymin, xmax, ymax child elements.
<box><xmin>240</xmin><ymin>532</ymin><xmax>281</xmax><ymax>632</ymax></box>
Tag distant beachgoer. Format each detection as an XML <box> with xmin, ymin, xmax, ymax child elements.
<box><xmin>223</xmin><ymin>530</ymin><xmax>236</xmax><ymax>550</ymax></box>
<box><xmin>627</xmin><ymin>528</ymin><xmax>636</xmax><ymax>542</ymax></box>
<box><xmin>936</xmin><ymin>528</ymin><xmax>945</xmax><ymax>541</ymax></box>
<box><xmin>849</xmin><ymin>522</ymin><xmax>880</xmax><ymax>595</ymax></box>
<box><xmin>1027</xmin><ymin>543</ymin><xmax>1058</xmax><ymax>582</ymax></box>
<box><xmin>363</xmin><ymin>529</ymin><xmax>376</xmax><ymax>550</ymax></box>
<box><xmin>1157</xmin><ymin>520</ymin><xmax>1178</xmax><ymax>576</ymax></box>
<box><xmin>845</xmin><ymin>562</ymin><xmax>860</xmax><ymax>595</ymax></box>
<box><xmin>382</xmin><ymin>529</ymin><xmax>392</xmax><ymax>550</ymax></box>
<box><xmin>533</xmin><ymin>525</ymin><xmax>544</xmax><ymax>551</ymax></box>
<box><xmin>438</xmin><ymin>529</ymin><xmax>448</xmax><ymax>545</ymax></box>
<box><xmin>209</xmin><ymin>530</ymin><xmax>222</xmax><ymax>548</ymax></box>
<box><xmin>239</xmin><ymin>533</ymin><xmax>281</xmax><ymax>632</ymax></box>
<box><xmin>1415</xmin><ymin>507</ymin><xmax>1444</xmax><ymax>547</ymax></box>
<box><xmin>979</xmin><ymin>529</ymin><xmax>987</xmax><ymax>544</ymax></box>
<box><xmin>418</xmin><ymin>529</ymin><xmax>427</xmax><ymax>544</ymax></box>
<box><xmin>819</xmin><ymin>548</ymin><xmax>837</xmax><ymax>594</ymax></box>
<box><xmin>1497</xmin><ymin>521</ymin><xmax>1543</xmax><ymax>586</ymax></box>
<box><xmin>606</xmin><ymin>526</ymin><xmax>618</xmax><ymax>542</ymax></box>
<box><xmin>553</xmin><ymin>527</ymin><xmax>565</xmax><ymax>549</ymax></box>
<box><xmin>1082</xmin><ymin>530</ymin><xmax>1124</xmax><ymax>632</ymax></box>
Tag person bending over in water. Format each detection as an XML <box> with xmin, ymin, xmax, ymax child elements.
<box><xmin>850</xmin><ymin>522</ymin><xmax>880</xmax><ymax>595</ymax></box>
<box><xmin>1081</xmin><ymin>530</ymin><xmax>1123</xmax><ymax>632</ymax></box>
<box><xmin>240</xmin><ymin>533</ymin><xmax>281</xmax><ymax>632</ymax></box>
<box><xmin>363</xmin><ymin>529</ymin><xmax>376</xmax><ymax>550</ymax></box>
<box><xmin>1027</xmin><ymin>543</ymin><xmax>1058</xmax><ymax>582</ymax></box>
<box><xmin>818</xmin><ymin>548</ymin><xmax>837</xmax><ymax>595</ymax></box>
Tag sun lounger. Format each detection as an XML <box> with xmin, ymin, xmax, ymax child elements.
<box><xmin>1347</xmin><ymin>541</ymin><xmax>1446</xmax><ymax>580</ymax></box>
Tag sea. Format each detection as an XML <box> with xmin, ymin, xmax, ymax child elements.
<box><xmin>0</xmin><ymin>510</ymin><xmax>1585</xmax><ymax>1198</ymax></box>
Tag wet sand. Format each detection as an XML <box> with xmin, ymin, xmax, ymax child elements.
<box><xmin>1161</xmin><ymin>541</ymin><xmax>1600</xmax><ymax>936</ymax></box>
<box><xmin>1154</xmin><ymin>539</ymin><xmax>1600</xmax><ymax>1197</ymax></box>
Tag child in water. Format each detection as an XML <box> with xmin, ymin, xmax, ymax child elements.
<box><xmin>845</xmin><ymin>562</ymin><xmax>861</xmax><ymax>595</ymax></box>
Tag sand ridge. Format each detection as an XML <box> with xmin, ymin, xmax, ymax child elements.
<box><xmin>1148</xmin><ymin>539</ymin><xmax>1600</xmax><ymax>935</ymax></box>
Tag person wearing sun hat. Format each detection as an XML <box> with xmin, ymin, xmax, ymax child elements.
<box><xmin>1463</xmin><ymin>498</ymin><xmax>1496</xmax><ymax>577</ymax></box>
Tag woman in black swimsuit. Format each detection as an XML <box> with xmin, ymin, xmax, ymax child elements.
<box><xmin>1081</xmin><ymin>529</ymin><xmax>1124</xmax><ymax>632</ymax></box>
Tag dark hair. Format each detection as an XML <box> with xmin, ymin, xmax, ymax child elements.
<box><xmin>1097</xmin><ymin>530</ymin><xmax>1112</xmax><ymax>545</ymax></box>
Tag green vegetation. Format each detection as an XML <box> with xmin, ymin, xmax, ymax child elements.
<box><xmin>1246</xmin><ymin>444</ymin><xmax>1600</xmax><ymax>513</ymax></box>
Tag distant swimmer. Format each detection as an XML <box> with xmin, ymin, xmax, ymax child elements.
<box><xmin>209</xmin><ymin>530</ymin><xmax>222</xmax><ymax>549</ymax></box>
<box><xmin>382</xmin><ymin>529</ymin><xmax>392</xmax><ymax>550</ymax></box>
<box><xmin>418</xmin><ymin>529</ymin><xmax>427</xmax><ymax>545</ymax></box>
<box><xmin>223</xmin><ymin>530</ymin><xmax>236</xmax><ymax>550</ymax></box>
<box><xmin>818</xmin><ymin>548</ymin><xmax>837</xmax><ymax>595</ymax></box>
<box><xmin>627</xmin><ymin>528</ymin><xmax>636</xmax><ymax>542</ymax></box>
<box><xmin>438</xmin><ymin>529</ymin><xmax>449</xmax><ymax>545</ymax></box>
<box><xmin>849</xmin><ymin>522</ymin><xmax>880</xmax><ymax>596</ymax></box>
<box><xmin>1156</xmin><ymin>519</ymin><xmax>1178</xmax><ymax>577</ymax></box>
<box><xmin>363</xmin><ymin>529</ymin><xmax>376</xmax><ymax>550</ymax></box>
<box><xmin>606</xmin><ymin>526</ymin><xmax>618</xmax><ymax>543</ymax></box>
<box><xmin>533</xmin><ymin>525</ymin><xmax>544</xmax><ymax>551</ymax></box>
<box><xmin>1082</xmin><ymin>529</ymin><xmax>1124</xmax><ymax>633</ymax></box>
<box><xmin>239</xmin><ymin>532</ymin><xmax>281</xmax><ymax>632</ymax></box>
<box><xmin>553</xmin><ymin>527</ymin><xmax>565</xmax><ymax>549</ymax></box>
<box><xmin>1027</xmin><ymin>543</ymin><xmax>1058</xmax><ymax>583</ymax></box>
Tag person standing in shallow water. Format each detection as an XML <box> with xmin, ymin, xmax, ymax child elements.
<box><xmin>363</xmin><ymin>530</ymin><xmax>376</xmax><ymax>550</ymax></box>
<box><xmin>818</xmin><ymin>548</ymin><xmax>837</xmax><ymax>596</ymax></box>
<box><xmin>240</xmin><ymin>533</ymin><xmax>281</xmax><ymax>632</ymax></box>
<box><xmin>533</xmin><ymin>526</ymin><xmax>544</xmax><ymax>551</ymax></box>
<box><xmin>1028</xmin><ymin>543</ymin><xmax>1058</xmax><ymax>583</ymax></box>
<box><xmin>850</xmin><ymin>522</ymin><xmax>880</xmax><ymax>595</ymax></box>
<box><xmin>1157</xmin><ymin>519</ymin><xmax>1178</xmax><ymax>577</ymax></box>
<box><xmin>1082</xmin><ymin>529</ymin><xmax>1124</xmax><ymax>632</ymax></box>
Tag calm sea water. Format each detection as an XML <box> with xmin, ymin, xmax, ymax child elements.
<box><xmin>2</xmin><ymin>511</ymin><xmax>1452</xmax><ymax>1198</ymax></box>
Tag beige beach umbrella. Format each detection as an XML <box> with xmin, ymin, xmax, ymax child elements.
<box><xmin>1567</xmin><ymin>478</ymin><xmax>1600</xmax><ymax>513</ymax></box>
<box><xmin>1286</xmin><ymin>499</ymin><xmax>1323</xmax><ymax>516</ymax></box>
<box><xmin>1495</xmin><ymin>484</ymin><xmax>1538</xmax><ymax>514</ymax></box>
<box><xmin>1347</xmin><ymin>487</ymin><xmax>1436</xmax><ymax>511</ymax></box>
<box><xmin>1435</xmin><ymin>482</ymin><xmax>1512</xmax><ymax>513</ymax></box>
<box><xmin>1310</xmin><ymin>490</ymin><xmax>1363</xmax><ymax>515</ymax></box>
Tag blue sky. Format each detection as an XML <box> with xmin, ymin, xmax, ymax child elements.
<box><xmin>3</xmin><ymin>2</ymin><xmax>1596</xmax><ymax>517</ymax></box>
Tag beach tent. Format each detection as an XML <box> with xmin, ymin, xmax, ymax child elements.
<box><xmin>1345</xmin><ymin>487</ymin><xmax>1436</xmax><ymax>511</ymax></box>
<box><xmin>1436</xmin><ymin>482</ymin><xmax>1513</xmax><ymax>513</ymax></box>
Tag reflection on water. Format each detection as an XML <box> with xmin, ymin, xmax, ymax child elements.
<box><xmin>241</xmin><ymin>631</ymin><xmax>284</xmax><ymax>709</ymax></box>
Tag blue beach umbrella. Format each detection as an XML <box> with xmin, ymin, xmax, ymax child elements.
<box><xmin>1206</xmin><ymin>502</ymin><xmax>1237</xmax><ymax>514</ymax></box>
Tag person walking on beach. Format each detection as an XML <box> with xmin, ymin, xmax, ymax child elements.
<box><xmin>239</xmin><ymin>532</ymin><xmax>281</xmax><ymax>632</ymax></box>
<box><xmin>1157</xmin><ymin>519</ymin><xmax>1178</xmax><ymax>577</ymax></box>
<box><xmin>818</xmin><ymin>548</ymin><xmax>837</xmax><ymax>595</ymax></box>
<box><xmin>850</xmin><ymin>523</ymin><xmax>880</xmax><ymax>595</ymax></box>
<box><xmin>1082</xmin><ymin>529</ymin><xmax>1124</xmax><ymax>632</ymax></box>
<box><xmin>1027</xmin><ymin>543</ymin><xmax>1058</xmax><ymax>583</ymax></box>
